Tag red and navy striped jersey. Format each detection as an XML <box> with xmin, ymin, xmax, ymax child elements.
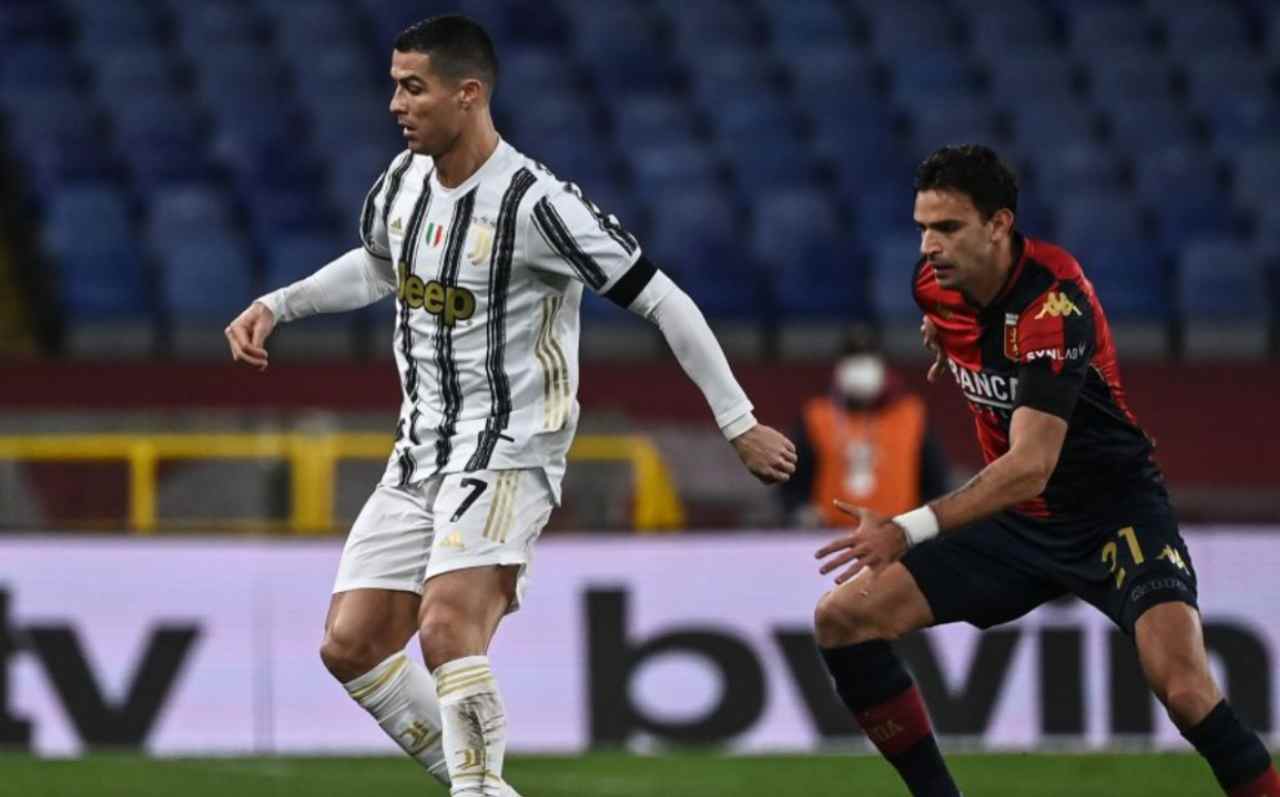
<box><xmin>914</xmin><ymin>234</ymin><xmax>1161</xmax><ymax>526</ymax></box>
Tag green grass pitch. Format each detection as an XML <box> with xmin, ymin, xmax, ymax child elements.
<box><xmin>3</xmin><ymin>751</ymin><xmax>1263</xmax><ymax>796</ymax></box>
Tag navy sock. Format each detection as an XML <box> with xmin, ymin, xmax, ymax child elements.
<box><xmin>1182</xmin><ymin>700</ymin><xmax>1275</xmax><ymax>793</ymax></box>
<box><xmin>822</xmin><ymin>641</ymin><xmax>960</xmax><ymax>797</ymax></box>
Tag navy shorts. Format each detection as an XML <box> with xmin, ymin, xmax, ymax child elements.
<box><xmin>900</xmin><ymin>490</ymin><xmax>1197</xmax><ymax>634</ymax></box>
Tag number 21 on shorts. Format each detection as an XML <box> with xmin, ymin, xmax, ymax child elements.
<box><xmin>1100</xmin><ymin>526</ymin><xmax>1144</xmax><ymax>589</ymax></box>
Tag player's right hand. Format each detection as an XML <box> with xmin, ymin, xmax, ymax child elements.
<box><xmin>921</xmin><ymin>316</ymin><xmax>945</xmax><ymax>383</ymax></box>
<box><xmin>225</xmin><ymin>301</ymin><xmax>276</xmax><ymax>371</ymax></box>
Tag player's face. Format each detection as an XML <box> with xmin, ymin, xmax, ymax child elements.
<box><xmin>389</xmin><ymin>50</ymin><xmax>466</xmax><ymax>156</ymax></box>
<box><xmin>913</xmin><ymin>189</ymin><xmax>1001</xmax><ymax>292</ymax></box>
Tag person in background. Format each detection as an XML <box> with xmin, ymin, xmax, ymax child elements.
<box><xmin>781</xmin><ymin>325</ymin><xmax>948</xmax><ymax>528</ymax></box>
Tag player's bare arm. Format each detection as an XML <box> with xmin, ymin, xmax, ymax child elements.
<box><xmin>225</xmin><ymin>301</ymin><xmax>276</xmax><ymax>370</ymax></box>
<box><xmin>816</xmin><ymin>406</ymin><xmax>1066</xmax><ymax>583</ymax></box>
<box><xmin>730</xmin><ymin>423</ymin><xmax>798</xmax><ymax>485</ymax></box>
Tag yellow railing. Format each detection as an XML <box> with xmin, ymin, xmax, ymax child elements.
<box><xmin>0</xmin><ymin>433</ymin><xmax>684</xmax><ymax>533</ymax></box>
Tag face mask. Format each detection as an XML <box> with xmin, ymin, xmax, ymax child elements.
<box><xmin>835</xmin><ymin>355</ymin><xmax>885</xmax><ymax>402</ymax></box>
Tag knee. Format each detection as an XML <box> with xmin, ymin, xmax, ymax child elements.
<box><xmin>814</xmin><ymin>591</ymin><xmax>888</xmax><ymax>649</ymax></box>
<box><xmin>1160</xmin><ymin>672</ymin><xmax>1221</xmax><ymax>728</ymax></box>
<box><xmin>320</xmin><ymin>625</ymin><xmax>389</xmax><ymax>683</ymax></box>
<box><xmin>419</xmin><ymin>602</ymin><xmax>468</xmax><ymax>669</ymax></box>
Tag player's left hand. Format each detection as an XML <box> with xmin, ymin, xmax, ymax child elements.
<box><xmin>730</xmin><ymin>424</ymin><xmax>797</xmax><ymax>485</ymax></box>
<box><xmin>814</xmin><ymin>500</ymin><xmax>909</xmax><ymax>584</ymax></box>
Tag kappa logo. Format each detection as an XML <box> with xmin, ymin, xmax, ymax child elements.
<box><xmin>1158</xmin><ymin>545</ymin><xmax>1189</xmax><ymax>573</ymax></box>
<box><xmin>1034</xmin><ymin>292</ymin><xmax>1082</xmax><ymax>319</ymax></box>
<box><xmin>467</xmin><ymin>220</ymin><xmax>495</xmax><ymax>266</ymax></box>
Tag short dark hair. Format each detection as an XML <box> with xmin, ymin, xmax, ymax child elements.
<box><xmin>914</xmin><ymin>145</ymin><xmax>1018</xmax><ymax>220</ymax></box>
<box><xmin>394</xmin><ymin>15</ymin><xmax>498</xmax><ymax>90</ymax></box>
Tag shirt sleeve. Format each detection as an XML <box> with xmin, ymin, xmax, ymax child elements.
<box><xmin>1013</xmin><ymin>280</ymin><xmax>1096</xmax><ymax>420</ymax></box>
<box><xmin>524</xmin><ymin>182</ymin><xmax>642</xmax><ymax>293</ymax></box>
<box><xmin>358</xmin><ymin>152</ymin><xmax>411</xmax><ymax>262</ymax></box>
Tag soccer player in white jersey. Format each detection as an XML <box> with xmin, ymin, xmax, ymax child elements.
<box><xmin>224</xmin><ymin>14</ymin><xmax>796</xmax><ymax>797</ymax></box>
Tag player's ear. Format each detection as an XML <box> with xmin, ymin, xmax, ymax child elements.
<box><xmin>458</xmin><ymin>77</ymin><xmax>483</xmax><ymax>111</ymax></box>
<box><xmin>989</xmin><ymin>208</ymin><xmax>1015</xmax><ymax>242</ymax></box>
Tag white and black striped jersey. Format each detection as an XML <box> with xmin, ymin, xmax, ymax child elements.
<box><xmin>359</xmin><ymin>139</ymin><xmax>646</xmax><ymax>499</ymax></box>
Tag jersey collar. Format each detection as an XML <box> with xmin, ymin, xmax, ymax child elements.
<box><xmin>977</xmin><ymin>232</ymin><xmax>1027</xmax><ymax>323</ymax></box>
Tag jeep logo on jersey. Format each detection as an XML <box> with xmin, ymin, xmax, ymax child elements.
<box><xmin>397</xmin><ymin>262</ymin><xmax>476</xmax><ymax>326</ymax></box>
<box><xmin>467</xmin><ymin>221</ymin><xmax>495</xmax><ymax>266</ymax></box>
<box><xmin>1034</xmin><ymin>292</ymin><xmax>1082</xmax><ymax>319</ymax></box>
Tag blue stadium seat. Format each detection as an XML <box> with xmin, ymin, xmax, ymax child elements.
<box><xmin>1103</xmin><ymin>98</ymin><xmax>1198</xmax><ymax>154</ymax></box>
<box><xmin>611</xmin><ymin>94</ymin><xmax>699</xmax><ymax>154</ymax></box>
<box><xmin>1135</xmin><ymin>148</ymin><xmax>1223</xmax><ymax>205</ymax></box>
<box><xmin>1006</xmin><ymin>102</ymin><xmax>1099</xmax><ymax>158</ymax></box>
<box><xmin>265</xmin><ymin>234</ymin><xmax>346</xmax><ymax>288</ymax></box>
<box><xmin>69</xmin><ymin>0</ymin><xmax>162</xmax><ymax>51</ymax></box>
<box><xmin>1071</xmin><ymin>241</ymin><xmax>1169</xmax><ymax>321</ymax></box>
<box><xmin>648</xmin><ymin>190</ymin><xmax>759</xmax><ymax>319</ymax></box>
<box><xmin>1155</xmin><ymin>3</ymin><xmax>1250</xmax><ymax>54</ymax></box>
<box><xmin>1</xmin><ymin>87</ymin><xmax>95</xmax><ymax>151</ymax></box>
<box><xmin>985</xmin><ymin>53</ymin><xmax>1077</xmax><ymax>107</ymax></box>
<box><xmin>1056</xmin><ymin>194</ymin><xmax>1146</xmax><ymax>247</ymax></box>
<box><xmin>175</xmin><ymin>2</ymin><xmax>265</xmax><ymax>52</ymax></box>
<box><xmin>21</xmin><ymin>132</ymin><xmax>124</xmax><ymax>202</ymax></box>
<box><xmin>1152</xmin><ymin>196</ymin><xmax>1238</xmax><ymax>253</ymax></box>
<box><xmin>92</xmin><ymin>50</ymin><xmax>185</xmax><ymax>107</ymax></box>
<box><xmin>242</xmin><ymin>184</ymin><xmax>336</xmax><ymax>242</ymax></box>
<box><xmin>1068</xmin><ymin>7</ymin><xmax>1155</xmax><ymax>52</ymax></box>
<box><xmin>966</xmin><ymin>3</ymin><xmax>1056</xmax><ymax>54</ymax></box>
<box><xmin>1033</xmin><ymin>144</ymin><xmax>1124</xmax><ymax>198</ymax></box>
<box><xmin>1086</xmin><ymin>55</ymin><xmax>1175</xmax><ymax>106</ymax></box>
<box><xmin>630</xmin><ymin>143</ymin><xmax>720</xmax><ymax>196</ymax></box>
<box><xmin>44</xmin><ymin>185</ymin><xmax>149</xmax><ymax>317</ymax></box>
<box><xmin>162</xmin><ymin>236</ymin><xmax>256</xmax><ymax>319</ymax></box>
<box><xmin>501</xmin><ymin>46</ymin><xmax>576</xmax><ymax>97</ymax></box>
<box><xmin>686</xmin><ymin>48</ymin><xmax>777</xmax><ymax>107</ymax></box>
<box><xmin>144</xmin><ymin>185</ymin><xmax>237</xmax><ymax>254</ymax></box>
<box><xmin>853</xmin><ymin>192</ymin><xmax>917</xmax><ymax>247</ymax></box>
<box><xmin>887</xmin><ymin>51</ymin><xmax>980</xmax><ymax>97</ymax></box>
<box><xmin>865</xmin><ymin>4</ymin><xmax>959</xmax><ymax>53</ymax></box>
<box><xmin>751</xmin><ymin>189</ymin><xmax>863</xmax><ymax>317</ymax></box>
<box><xmin>327</xmin><ymin>144</ymin><xmax>400</xmax><ymax>216</ymax></box>
<box><xmin>1210</xmin><ymin>98</ymin><xmax>1280</xmax><ymax>154</ymax></box>
<box><xmin>529</xmin><ymin>136</ymin><xmax>615</xmax><ymax>189</ymax></box>
<box><xmin>719</xmin><ymin>131</ymin><xmax>818</xmax><ymax>194</ymax></box>
<box><xmin>0</xmin><ymin>0</ymin><xmax>66</xmax><ymax>46</ymax></box>
<box><xmin>761</xmin><ymin>0</ymin><xmax>851</xmax><ymax>48</ymax></box>
<box><xmin>1</xmin><ymin>43</ymin><xmax>79</xmax><ymax>93</ymax></box>
<box><xmin>904</xmin><ymin>97</ymin><xmax>998</xmax><ymax>162</ymax></box>
<box><xmin>1177</xmin><ymin>241</ymin><xmax>1268</xmax><ymax>321</ymax></box>
<box><xmin>870</xmin><ymin>237</ymin><xmax>924</xmax><ymax>322</ymax></box>
<box><xmin>1182</xmin><ymin>53</ymin><xmax>1271</xmax><ymax>110</ymax></box>
<box><xmin>1232</xmin><ymin>146</ymin><xmax>1280</xmax><ymax>211</ymax></box>
<box><xmin>778</xmin><ymin>46</ymin><xmax>879</xmax><ymax>98</ymax></box>
<box><xmin>42</xmin><ymin>185</ymin><xmax>133</xmax><ymax>258</ymax></box>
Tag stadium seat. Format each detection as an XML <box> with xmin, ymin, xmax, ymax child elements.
<box><xmin>648</xmin><ymin>189</ymin><xmax>759</xmax><ymax>319</ymax></box>
<box><xmin>1086</xmin><ymin>55</ymin><xmax>1176</xmax><ymax>106</ymax></box>
<box><xmin>0</xmin><ymin>0</ymin><xmax>66</xmax><ymax>46</ymax></box>
<box><xmin>161</xmin><ymin>235</ymin><xmax>257</xmax><ymax>319</ymax></box>
<box><xmin>904</xmin><ymin>97</ymin><xmax>998</xmax><ymax>162</ymax></box>
<box><xmin>1232</xmin><ymin>145</ymin><xmax>1280</xmax><ymax>211</ymax></box>
<box><xmin>985</xmin><ymin>53</ymin><xmax>1078</xmax><ymax>107</ymax></box>
<box><xmin>1068</xmin><ymin>7</ymin><xmax>1155</xmax><ymax>52</ymax></box>
<box><xmin>854</xmin><ymin>192</ymin><xmax>917</xmax><ymax>251</ymax></box>
<box><xmin>865</xmin><ymin>4</ymin><xmax>959</xmax><ymax>54</ymax></box>
<box><xmin>761</xmin><ymin>0</ymin><xmax>851</xmax><ymax>49</ymax></box>
<box><xmin>69</xmin><ymin>0</ymin><xmax>163</xmax><ymax>52</ymax></box>
<box><xmin>887</xmin><ymin>51</ymin><xmax>980</xmax><ymax>97</ymax></box>
<box><xmin>966</xmin><ymin>3</ymin><xmax>1057</xmax><ymax>54</ymax></box>
<box><xmin>20</xmin><ymin>132</ymin><xmax>124</xmax><ymax>203</ymax></box>
<box><xmin>144</xmin><ymin>185</ymin><xmax>237</xmax><ymax>255</ymax></box>
<box><xmin>0</xmin><ymin>43</ymin><xmax>79</xmax><ymax>93</ymax></box>
<box><xmin>1134</xmin><ymin>148</ymin><xmax>1224</xmax><ymax>204</ymax></box>
<box><xmin>1006</xmin><ymin>102</ymin><xmax>1099</xmax><ymax>160</ymax></box>
<box><xmin>751</xmin><ymin>189</ymin><xmax>863</xmax><ymax>317</ymax></box>
<box><xmin>1056</xmin><ymin>194</ymin><xmax>1146</xmax><ymax>248</ymax></box>
<box><xmin>42</xmin><ymin>185</ymin><xmax>134</xmax><ymax>258</ymax></box>
<box><xmin>1210</xmin><ymin>98</ymin><xmax>1280</xmax><ymax>154</ymax></box>
<box><xmin>1177</xmin><ymin>241</ymin><xmax>1269</xmax><ymax>357</ymax></box>
<box><xmin>870</xmin><ymin>236</ymin><xmax>924</xmax><ymax>322</ymax></box>
<box><xmin>719</xmin><ymin>131</ymin><xmax>818</xmax><ymax>194</ymax></box>
<box><xmin>265</xmin><ymin>234</ymin><xmax>346</xmax><ymax>288</ymax></box>
<box><xmin>1155</xmin><ymin>3</ymin><xmax>1251</xmax><ymax>54</ymax></box>
<box><xmin>1102</xmin><ymin>98</ymin><xmax>1199</xmax><ymax>155</ymax></box>
<box><xmin>1071</xmin><ymin>241</ymin><xmax>1169</xmax><ymax>322</ymax></box>
<box><xmin>611</xmin><ymin>94</ymin><xmax>700</xmax><ymax>154</ymax></box>
<box><xmin>57</xmin><ymin>244</ymin><xmax>151</xmax><ymax>319</ymax></box>
<box><xmin>630</xmin><ymin>142</ymin><xmax>720</xmax><ymax>196</ymax></box>
<box><xmin>1033</xmin><ymin>144</ymin><xmax>1125</xmax><ymax>198</ymax></box>
<box><xmin>1182</xmin><ymin>53</ymin><xmax>1271</xmax><ymax>110</ymax></box>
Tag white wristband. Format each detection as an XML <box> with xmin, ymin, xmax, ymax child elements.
<box><xmin>893</xmin><ymin>506</ymin><xmax>940</xmax><ymax>547</ymax></box>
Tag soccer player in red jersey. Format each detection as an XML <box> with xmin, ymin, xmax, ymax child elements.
<box><xmin>813</xmin><ymin>146</ymin><xmax>1279</xmax><ymax>797</ymax></box>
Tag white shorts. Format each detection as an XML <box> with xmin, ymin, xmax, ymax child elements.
<box><xmin>333</xmin><ymin>468</ymin><xmax>554</xmax><ymax>612</ymax></box>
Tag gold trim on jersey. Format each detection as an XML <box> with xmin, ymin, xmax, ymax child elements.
<box><xmin>535</xmin><ymin>296</ymin><xmax>570</xmax><ymax>431</ymax></box>
<box><xmin>482</xmin><ymin>471</ymin><xmax>519</xmax><ymax>544</ymax></box>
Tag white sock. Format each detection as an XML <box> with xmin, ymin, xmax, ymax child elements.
<box><xmin>435</xmin><ymin>655</ymin><xmax>509</xmax><ymax>797</ymax></box>
<box><xmin>343</xmin><ymin>652</ymin><xmax>452</xmax><ymax>785</ymax></box>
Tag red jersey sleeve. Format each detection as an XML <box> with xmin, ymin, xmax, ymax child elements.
<box><xmin>1011</xmin><ymin>280</ymin><xmax>1095</xmax><ymax>420</ymax></box>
